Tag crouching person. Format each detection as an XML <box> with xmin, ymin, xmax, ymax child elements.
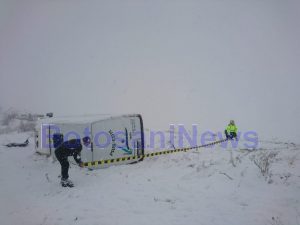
<box><xmin>54</xmin><ymin>135</ymin><xmax>91</xmax><ymax>187</ymax></box>
<box><xmin>225</xmin><ymin>120</ymin><xmax>238</xmax><ymax>140</ymax></box>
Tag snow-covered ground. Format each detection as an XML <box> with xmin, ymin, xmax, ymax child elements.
<box><xmin>0</xmin><ymin>131</ymin><xmax>299</xmax><ymax>225</ymax></box>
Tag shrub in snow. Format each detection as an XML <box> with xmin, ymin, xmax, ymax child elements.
<box><xmin>18</xmin><ymin>121</ymin><xmax>36</xmax><ymax>132</ymax></box>
<box><xmin>251</xmin><ymin>151</ymin><xmax>278</xmax><ymax>178</ymax></box>
<box><xmin>1</xmin><ymin>111</ymin><xmax>18</xmax><ymax>126</ymax></box>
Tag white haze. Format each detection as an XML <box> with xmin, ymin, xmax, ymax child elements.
<box><xmin>0</xmin><ymin>0</ymin><xmax>299</xmax><ymax>142</ymax></box>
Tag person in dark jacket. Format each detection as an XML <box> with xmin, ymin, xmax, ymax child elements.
<box><xmin>55</xmin><ymin>136</ymin><xmax>91</xmax><ymax>187</ymax></box>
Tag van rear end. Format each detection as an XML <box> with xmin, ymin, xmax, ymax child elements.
<box><xmin>90</xmin><ymin>114</ymin><xmax>144</xmax><ymax>168</ymax></box>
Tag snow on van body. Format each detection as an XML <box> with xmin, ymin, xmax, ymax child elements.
<box><xmin>35</xmin><ymin>114</ymin><xmax>144</xmax><ymax>168</ymax></box>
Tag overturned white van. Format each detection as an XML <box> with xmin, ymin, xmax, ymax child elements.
<box><xmin>35</xmin><ymin>114</ymin><xmax>144</xmax><ymax>168</ymax></box>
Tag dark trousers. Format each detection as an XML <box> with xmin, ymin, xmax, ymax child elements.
<box><xmin>225</xmin><ymin>130</ymin><xmax>237</xmax><ymax>139</ymax></box>
<box><xmin>55</xmin><ymin>150</ymin><xmax>69</xmax><ymax>180</ymax></box>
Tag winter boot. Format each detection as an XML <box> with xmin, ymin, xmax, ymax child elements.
<box><xmin>61</xmin><ymin>178</ymin><xmax>74</xmax><ymax>188</ymax></box>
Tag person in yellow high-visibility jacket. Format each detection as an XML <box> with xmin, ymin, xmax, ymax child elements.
<box><xmin>225</xmin><ymin>120</ymin><xmax>238</xmax><ymax>139</ymax></box>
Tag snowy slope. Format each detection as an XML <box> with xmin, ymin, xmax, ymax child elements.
<box><xmin>0</xmin><ymin>132</ymin><xmax>299</xmax><ymax>225</ymax></box>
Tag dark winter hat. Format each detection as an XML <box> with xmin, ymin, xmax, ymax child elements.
<box><xmin>82</xmin><ymin>136</ymin><xmax>91</xmax><ymax>144</ymax></box>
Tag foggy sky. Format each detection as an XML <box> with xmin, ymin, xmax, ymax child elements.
<box><xmin>0</xmin><ymin>0</ymin><xmax>299</xmax><ymax>142</ymax></box>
